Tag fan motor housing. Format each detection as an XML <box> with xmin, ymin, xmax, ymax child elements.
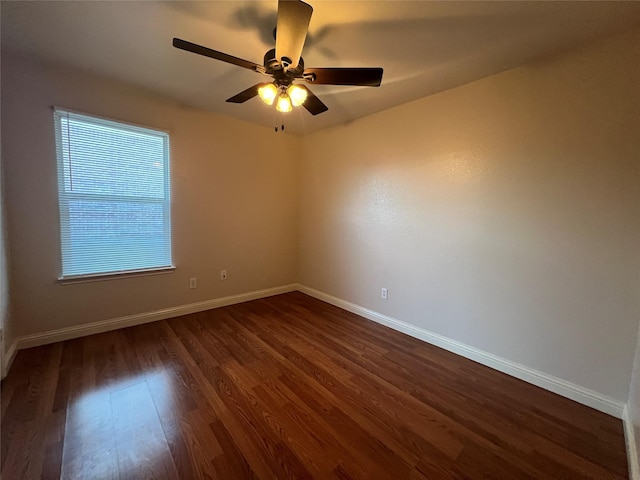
<box><xmin>264</xmin><ymin>48</ymin><xmax>305</xmax><ymax>78</ymax></box>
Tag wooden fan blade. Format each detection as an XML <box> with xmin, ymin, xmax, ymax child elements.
<box><xmin>173</xmin><ymin>38</ymin><xmax>263</xmax><ymax>73</ymax></box>
<box><xmin>226</xmin><ymin>84</ymin><xmax>263</xmax><ymax>103</ymax></box>
<box><xmin>300</xmin><ymin>86</ymin><xmax>328</xmax><ymax>115</ymax></box>
<box><xmin>303</xmin><ymin>67</ymin><xmax>383</xmax><ymax>87</ymax></box>
<box><xmin>276</xmin><ymin>0</ymin><xmax>313</xmax><ymax>70</ymax></box>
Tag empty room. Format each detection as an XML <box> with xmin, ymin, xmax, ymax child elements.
<box><xmin>1</xmin><ymin>1</ymin><xmax>640</xmax><ymax>478</ymax></box>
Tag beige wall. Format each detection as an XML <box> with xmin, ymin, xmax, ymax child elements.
<box><xmin>1</xmin><ymin>52</ymin><xmax>301</xmax><ymax>342</ymax></box>
<box><xmin>299</xmin><ymin>29</ymin><xmax>640</xmax><ymax>403</ymax></box>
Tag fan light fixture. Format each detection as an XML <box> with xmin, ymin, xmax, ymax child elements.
<box><xmin>288</xmin><ymin>84</ymin><xmax>308</xmax><ymax>106</ymax></box>
<box><xmin>258</xmin><ymin>83</ymin><xmax>278</xmax><ymax>105</ymax></box>
<box><xmin>276</xmin><ymin>93</ymin><xmax>293</xmax><ymax>113</ymax></box>
<box><xmin>258</xmin><ymin>82</ymin><xmax>308</xmax><ymax>113</ymax></box>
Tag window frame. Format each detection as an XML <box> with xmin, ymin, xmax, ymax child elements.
<box><xmin>53</xmin><ymin>107</ymin><xmax>175</xmax><ymax>282</ymax></box>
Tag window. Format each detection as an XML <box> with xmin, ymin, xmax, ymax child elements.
<box><xmin>53</xmin><ymin>108</ymin><xmax>173</xmax><ymax>279</ymax></box>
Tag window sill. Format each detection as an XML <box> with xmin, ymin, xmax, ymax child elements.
<box><xmin>58</xmin><ymin>266</ymin><xmax>176</xmax><ymax>285</ymax></box>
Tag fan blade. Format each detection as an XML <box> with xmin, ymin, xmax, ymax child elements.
<box><xmin>173</xmin><ymin>38</ymin><xmax>264</xmax><ymax>73</ymax></box>
<box><xmin>226</xmin><ymin>84</ymin><xmax>262</xmax><ymax>104</ymax></box>
<box><xmin>300</xmin><ymin>86</ymin><xmax>328</xmax><ymax>115</ymax></box>
<box><xmin>276</xmin><ymin>0</ymin><xmax>313</xmax><ymax>69</ymax></box>
<box><xmin>303</xmin><ymin>67</ymin><xmax>383</xmax><ymax>87</ymax></box>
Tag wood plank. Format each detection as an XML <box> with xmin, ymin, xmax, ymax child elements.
<box><xmin>210</xmin><ymin>418</ymin><xmax>257</xmax><ymax>480</ymax></box>
<box><xmin>110</xmin><ymin>381</ymin><xmax>179</xmax><ymax>479</ymax></box>
<box><xmin>60</xmin><ymin>337</ymin><xmax>119</xmax><ymax>480</ymax></box>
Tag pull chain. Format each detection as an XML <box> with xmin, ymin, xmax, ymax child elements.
<box><xmin>274</xmin><ymin>113</ymin><xmax>285</xmax><ymax>133</ymax></box>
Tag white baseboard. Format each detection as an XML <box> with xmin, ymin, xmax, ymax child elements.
<box><xmin>2</xmin><ymin>339</ymin><xmax>16</xmax><ymax>379</ymax></box>
<box><xmin>5</xmin><ymin>282</ymin><xmax>626</xmax><ymax>420</ymax></box>
<box><xmin>297</xmin><ymin>284</ymin><xmax>625</xmax><ymax>418</ymax></box>
<box><xmin>13</xmin><ymin>284</ymin><xmax>297</xmax><ymax>352</ymax></box>
<box><xmin>624</xmin><ymin>405</ymin><xmax>640</xmax><ymax>480</ymax></box>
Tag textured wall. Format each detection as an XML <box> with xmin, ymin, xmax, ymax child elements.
<box><xmin>299</xmin><ymin>29</ymin><xmax>640</xmax><ymax>402</ymax></box>
<box><xmin>1</xmin><ymin>53</ymin><xmax>301</xmax><ymax>341</ymax></box>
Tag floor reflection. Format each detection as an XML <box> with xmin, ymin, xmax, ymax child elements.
<box><xmin>61</xmin><ymin>371</ymin><xmax>177</xmax><ymax>479</ymax></box>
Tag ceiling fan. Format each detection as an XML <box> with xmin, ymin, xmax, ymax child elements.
<box><xmin>173</xmin><ymin>0</ymin><xmax>383</xmax><ymax>119</ymax></box>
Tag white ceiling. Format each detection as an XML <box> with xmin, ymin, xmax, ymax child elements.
<box><xmin>3</xmin><ymin>1</ymin><xmax>640</xmax><ymax>135</ymax></box>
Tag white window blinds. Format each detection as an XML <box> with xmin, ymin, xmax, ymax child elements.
<box><xmin>53</xmin><ymin>108</ymin><xmax>173</xmax><ymax>279</ymax></box>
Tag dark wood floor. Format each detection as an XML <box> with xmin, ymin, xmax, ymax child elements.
<box><xmin>1</xmin><ymin>292</ymin><xmax>629</xmax><ymax>479</ymax></box>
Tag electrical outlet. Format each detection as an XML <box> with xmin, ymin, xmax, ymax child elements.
<box><xmin>381</xmin><ymin>288</ymin><xmax>388</xmax><ymax>299</ymax></box>
<box><xmin>220</xmin><ymin>270</ymin><xmax>227</xmax><ymax>281</ymax></box>
<box><xmin>189</xmin><ymin>277</ymin><xmax>197</xmax><ymax>289</ymax></box>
